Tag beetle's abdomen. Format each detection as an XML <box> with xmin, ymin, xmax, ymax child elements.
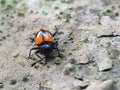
<box><xmin>35</xmin><ymin>30</ymin><xmax>53</xmax><ymax>45</ymax></box>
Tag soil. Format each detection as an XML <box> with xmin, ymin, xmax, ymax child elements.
<box><xmin>0</xmin><ymin>0</ymin><xmax>120</xmax><ymax>90</ymax></box>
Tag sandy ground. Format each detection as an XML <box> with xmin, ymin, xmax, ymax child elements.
<box><xmin>0</xmin><ymin>0</ymin><xmax>120</xmax><ymax>90</ymax></box>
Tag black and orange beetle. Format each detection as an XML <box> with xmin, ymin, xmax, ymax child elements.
<box><xmin>28</xmin><ymin>26</ymin><xmax>61</xmax><ymax>66</ymax></box>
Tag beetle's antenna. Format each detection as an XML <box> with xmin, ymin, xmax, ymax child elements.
<box><xmin>52</xmin><ymin>25</ymin><xmax>59</xmax><ymax>37</ymax></box>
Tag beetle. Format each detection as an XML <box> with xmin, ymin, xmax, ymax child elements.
<box><xmin>28</xmin><ymin>26</ymin><xmax>61</xmax><ymax>66</ymax></box>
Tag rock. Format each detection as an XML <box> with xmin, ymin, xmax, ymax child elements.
<box><xmin>100</xmin><ymin>16</ymin><xmax>111</xmax><ymax>27</ymax></box>
<box><xmin>96</xmin><ymin>16</ymin><xmax>120</xmax><ymax>37</ymax></box>
<box><xmin>95</xmin><ymin>47</ymin><xmax>113</xmax><ymax>71</ymax></box>
<box><xmin>78</xmin><ymin>53</ymin><xmax>90</xmax><ymax>64</ymax></box>
<box><xmin>100</xmin><ymin>80</ymin><xmax>115</xmax><ymax>90</ymax></box>
<box><xmin>97</xmin><ymin>58</ymin><xmax>112</xmax><ymax>71</ymax></box>
<box><xmin>71</xmin><ymin>46</ymin><xmax>90</xmax><ymax>64</ymax></box>
<box><xmin>86</xmin><ymin>80</ymin><xmax>115</xmax><ymax>90</ymax></box>
<box><xmin>73</xmin><ymin>80</ymin><xmax>88</xmax><ymax>89</ymax></box>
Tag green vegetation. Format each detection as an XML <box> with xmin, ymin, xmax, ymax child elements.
<box><xmin>5</xmin><ymin>4</ymin><xmax>13</xmax><ymax>11</ymax></box>
<box><xmin>54</xmin><ymin>6</ymin><xmax>59</xmax><ymax>10</ymax></box>
<box><xmin>18</xmin><ymin>61</ymin><xmax>25</xmax><ymax>67</ymax></box>
<box><xmin>0</xmin><ymin>0</ymin><xmax>6</xmax><ymax>5</ymax></box>
<box><xmin>115</xmin><ymin>12</ymin><xmax>119</xmax><ymax>16</ymax></box>
<box><xmin>22</xmin><ymin>75</ymin><xmax>29</xmax><ymax>82</ymax></box>
<box><xmin>2</xmin><ymin>36</ymin><xmax>6</xmax><ymax>40</ymax></box>
<box><xmin>61</xmin><ymin>0</ymin><xmax>69</xmax><ymax>3</ymax></box>
<box><xmin>0</xmin><ymin>30</ymin><xmax>3</xmax><ymax>33</ymax></box>
<box><xmin>101</xmin><ymin>6</ymin><xmax>120</xmax><ymax>18</ymax></box>
<box><xmin>102</xmin><ymin>9</ymin><xmax>113</xmax><ymax>16</ymax></box>
<box><xmin>13</xmin><ymin>53</ymin><xmax>19</xmax><ymax>58</ymax></box>
<box><xmin>0</xmin><ymin>82</ymin><xmax>4</xmax><ymax>89</ymax></box>
<box><xmin>10</xmin><ymin>79</ymin><xmax>17</xmax><ymax>85</ymax></box>
<box><xmin>17</xmin><ymin>12</ymin><xmax>24</xmax><ymax>17</ymax></box>
<box><xmin>45</xmin><ymin>0</ymin><xmax>56</xmax><ymax>1</ymax></box>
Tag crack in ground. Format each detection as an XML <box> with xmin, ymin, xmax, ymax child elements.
<box><xmin>97</xmin><ymin>34</ymin><xmax>120</xmax><ymax>38</ymax></box>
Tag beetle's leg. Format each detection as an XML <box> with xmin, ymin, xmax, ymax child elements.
<box><xmin>52</xmin><ymin>41</ymin><xmax>58</xmax><ymax>48</ymax></box>
<box><xmin>31</xmin><ymin>50</ymin><xmax>42</xmax><ymax>67</ymax></box>
<box><xmin>31</xmin><ymin>50</ymin><xmax>46</xmax><ymax>66</ymax></box>
<box><xmin>52</xmin><ymin>26</ymin><xmax>58</xmax><ymax>37</ymax></box>
<box><xmin>53</xmin><ymin>47</ymin><xmax>62</xmax><ymax>58</ymax></box>
<box><xmin>29</xmin><ymin>37</ymin><xmax>34</xmax><ymax>43</ymax></box>
<box><xmin>28</xmin><ymin>47</ymin><xmax>39</xmax><ymax>58</ymax></box>
<box><xmin>35</xmin><ymin>50</ymin><xmax>42</xmax><ymax>59</ymax></box>
<box><xmin>31</xmin><ymin>60</ymin><xmax>39</xmax><ymax>67</ymax></box>
<box><xmin>31</xmin><ymin>57</ymin><xmax>46</xmax><ymax>67</ymax></box>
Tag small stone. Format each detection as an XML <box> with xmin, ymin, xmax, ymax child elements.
<box><xmin>73</xmin><ymin>80</ymin><xmax>88</xmax><ymax>89</ymax></box>
<box><xmin>86</xmin><ymin>80</ymin><xmax>115</xmax><ymax>90</ymax></box>
<box><xmin>100</xmin><ymin>16</ymin><xmax>111</xmax><ymax>27</ymax></box>
<box><xmin>97</xmin><ymin>58</ymin><xmax>112</xmax><ymax>71</ymax></box>
<box><xmin>96</xmin><ymin>47</ymin><xmax>113</xmax><ymax>71</ymax></box>
<box><xmin>100</xmin><ymin>80</ymin><xmax>115</xmax><ymax>90</ymax></box>
<box><xmin>78</xmin><ymin>53</ymin><xmax>90</xmax><ymax>64</ymax></box>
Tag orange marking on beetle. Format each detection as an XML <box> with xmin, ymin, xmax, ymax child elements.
<box><xmin>35</xmin><ymin>29</ymin><xmax>40</xmax><ymax>34</ymax></box>
<box><xmin>44</xmin><ymin>34</ymin><xmax>53</xmax><ymax>42</ymax></box>
<box><xmin>35</xmin><ymin>36</ymin><xmax>43</xmax><ymax>45</ymax></box>
<box><xmin>41</xmin><ymin>27</ymin><xmax>48</xmax><ymax>31</ymax></box>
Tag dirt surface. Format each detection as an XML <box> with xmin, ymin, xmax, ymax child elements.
<box><xmin>0</xmin><ymin>0</ymin><xmax>120</xmax><ymax>90</ymax></box>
